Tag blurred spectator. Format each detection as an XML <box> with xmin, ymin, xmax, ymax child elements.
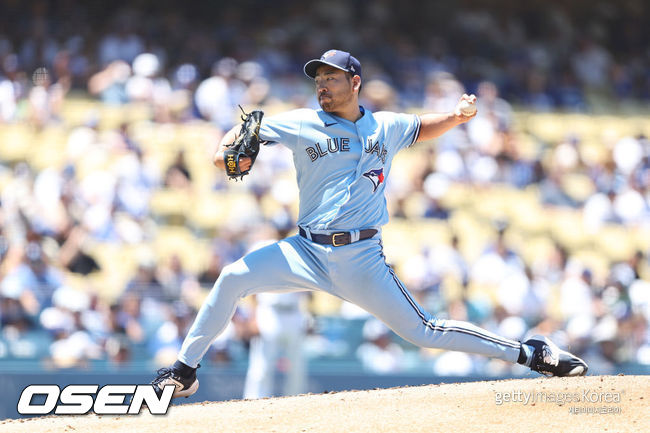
<box><xmin>0</xmin><ymin>54</ymin><xmax>22</xmax><ymax>122</ymax></box>
<box><xmin>78</xmin><ymin>168</ymin><xmax>120</xmax><ymax>242</ymax></box>
<box><xmin>475</xmin><ymin>81</ymin><xmax>512</xmax><ymax>132</ymax></box>
<box><xmin>109</xmin><ymin>293</ymin><xmax>145</xmax><ymax>344</ymax></box>
<box><xmin>164</xmin><ymin>149</ymin><xmax>192</xmax><ymax>189</ymax></box>
<box><xmin>356</xmin><ymin>319</ymin><xmax>404</xmax><ymax>374</ymax></box>
<box><xmin>195</xmin><ymin>58</ymin><xmax>246</xmax><ymax>131</ymax></box>
<box><xmin>560</xmin><ymin>264</ymin><xmax>596</xmax><ymax>320</ymax></box>
<box><xmin>360</xmin><ymin>79</ymin><xmax>398</xmax><ymax>112</ymax></box>
<box><xmin>169</xmin><ymin>63</ymin><xmax>201</xmax><ymax>121</ymax></box>
<box><xmin>571</xmin><ymin>38</ymin><xmax>612</xmax><ymax>93</ymax></box>
<box><xmin>423</xmin><ymin>72</ymin><xmax>463</xmax><ymax>113</ymax></box>
<box><xmin>105</xmin><ymin>334</ymin><xmax>132</xmax><ymax>364</ymax></box>
<box><xmin>151</xmin><ymin>303</ymin><xmax>194</xmax><ymax>366</ymax></box>
<box><xmin>0</xmin><ymin>292</ymin><xmax>44</xmax><ymax>359</ymax></box>
<box><xmin>539</xmin><ymin>168</ymin><xmax>579</xmax><ymax>208</ymax></box>
<box><xmin>430</xmin><ymin>234</ymin><xmax>469</xmax><ymax>287</ymax></box>
<box><xmin>158</xmin><ymin>253</ymin><xmax>192</xmax><ymax>300</ymax></box>
<box><xmin>1</xmin><ymin>294</ymin><xmax>33</xmax><ymax>332</ymax></box>
<box><xmin>471</xmin><ymin>224</ymin><xmax>525</xmax><ymax>286</ymax></box>
<box><xmin>28</xmin><ymin>66</ymin><xmax>68</xmax><ymax>128</ymax></box>
<box><xmin>57</xmin><ymin>226</ymin><xmax>100</xmax><ymax>275</ymax></box>
<box><xmin>98</xmin><ymin>14</ymin><xmax>144</xmax><ymax>66</ymax></box>
<box><xmin>126</xmin><ymin>53</ymin><xmax>172</xmax><ymax>122</ymax></box>
<box><xmin>237</xmin><ymin>61</ymin><xmax>271</xmax><ymax>106</ymax></box>
<box><xmin>583</xmin><ymin>189</ymin><xmax>619</xmax><ymax>232</ymax></box>
<box><xmin>113</xmin><ymin>136</ymin><xmax>160</xmax><ymax>221</ymax></box>
<box><xmin>44</xmin><ymin>286</ymin><xmax>102</xmax><ymax>368</ymax></box>
<box><xmin>613</xmin><ymin>185</ymin><xmax>648</xmax><ymax>225</ymax></box>
<box><xmin>2</xmin><ymin>242</ymin><xmax>63</xmax><ymax>312</ymax></box>
<box><xmin>123</xmin><ymin>254</ymin><xmax>165</xmax><ymax>301</ymax></box>
<box><xmin>198</xmin><ymin>250</ymin><xmax>224</xmax><ymax>288</ymax></box>
<box><xmin>243</xmin><ymin>291</ymin><xmax>309</xmax><ymax>399</ymax></box>
<box><xmin>523</xmin><ymin>71</ymin><xmax>554</xmax><ymax>111</ymax></box>
<box><xmin>88</xmin><ymin>60</ymin><xmax>131</xmax><ymax>105</ymax></box>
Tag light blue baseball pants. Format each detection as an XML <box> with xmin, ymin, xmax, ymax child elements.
<box><xmin>178</xmin><ymin>233</ymin><xmax>521</xmax><ymax>368</ymax></box>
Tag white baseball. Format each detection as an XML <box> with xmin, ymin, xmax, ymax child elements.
<box><xmin>458</xmin><ymin>99</ymin><xmax>477</xmax><ymax>116</ymax></box>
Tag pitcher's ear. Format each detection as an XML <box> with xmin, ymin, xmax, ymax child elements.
<box><xmin>353</xmin><ymin>75</ymin><xmax>362</xmax><ymax>93</ymax></box>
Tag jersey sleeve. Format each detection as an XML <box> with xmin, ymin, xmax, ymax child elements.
<box><xmin>383</xmin><ymin>112</ymin><xmax>421</xmax><ymax>152</ymax></box>
<box><xmin>258</xmin><ymin>109</ymin><xmax>304</xmax><ymax>150</ymax></box>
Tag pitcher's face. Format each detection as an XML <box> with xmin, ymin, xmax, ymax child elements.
<box><xmin>314</xmin><ymin>65</ymin><xmax>357</xmax><ymax>113</ymax></box>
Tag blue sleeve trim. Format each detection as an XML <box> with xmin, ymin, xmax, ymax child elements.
<box><xmin>409</xmin><ymin>114</ymin><xmax>422</xmax><ymax>147</ymax></box>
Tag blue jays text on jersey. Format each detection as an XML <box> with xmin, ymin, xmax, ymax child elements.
<box><xmin>364</xmin><ymin>138</ymin><xmax>388</xmax><ymax>164</ymax></box>
<box><xmin>258</xmin><ymin>106</ymin><xmax>421</xmax><ymax>231</ymax></box>
<box><xmin>305</xmin><ymin>137</ymin><xmax>351</xmax><ymax>161</ymax></box>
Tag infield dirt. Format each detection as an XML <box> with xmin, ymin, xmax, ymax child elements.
<box><xmin>1</xmin><ymin>375</ymin><xmax>647</xmax><ymax>433</ymax></box>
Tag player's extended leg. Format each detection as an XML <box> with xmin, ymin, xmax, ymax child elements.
<box><xmin>179</xmin><ymin>237</ymin><xmax>326</xmax><ymax>366</ymax></box>
<box><xmin>329</xmin><ymin>237</ymin><xmax>587</xmax><ymax>376</ymax></box>
<box><xmin>152</xmin><ymin>236</ymin><xmax>328</xmax><ymax>397</ymax></box>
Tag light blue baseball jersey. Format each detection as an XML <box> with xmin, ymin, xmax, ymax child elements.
<box><xmin>259</xmin><ymin>106</ymin><xmax>421</xmax><ymax>230</ymax></box>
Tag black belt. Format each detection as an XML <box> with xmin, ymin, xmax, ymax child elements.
<box><xmin>299</xmin><ymin>228</ymin><xmax>377</xmax><ymax>246</ymax></box>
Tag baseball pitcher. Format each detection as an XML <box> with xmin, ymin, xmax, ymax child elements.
<box><xmin>151</xmin><ymin>50</ymin><xmax>587</xmax><ymax>398</ymax></box>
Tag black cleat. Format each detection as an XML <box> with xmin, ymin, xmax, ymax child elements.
<box><xmin>524</xmin><ymin>335</ymin><xmax>588</xmax><ymax>377</ymax></box>
<box><xmin>151</xmin><ymin>365</ymin><xmax>199</xmax><ymax>398</ymax></box>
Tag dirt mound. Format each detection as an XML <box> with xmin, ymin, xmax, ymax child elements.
<box><xmin>1</xmin><ymin>375</ymin><xmax>647</xmax><ymax>433</ymax></box>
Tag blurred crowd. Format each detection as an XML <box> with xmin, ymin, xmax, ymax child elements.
<box><xmin>1</xmin><ymin>0</ymin><xmax>649</xmax><ymax>124</ymax></box>
<box><xmin>1</xmin><ymin>0</ymin><xmax>650</xmax><ymax>379</ymax></box>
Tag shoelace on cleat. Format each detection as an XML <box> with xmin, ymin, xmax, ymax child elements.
<box><xmin>533</xmin><ymin>347</ymin><xmax>559</xmax><ymax>376</ymax></box>
<box><xmin>542</xmin><ymin>347</ymin><xmax>559</xmax><ymax>366</ymax></box>
<box><xmin>151</xmin><ymin>367</ymin><xmax>174</xmax><ymax>386</ymax></box>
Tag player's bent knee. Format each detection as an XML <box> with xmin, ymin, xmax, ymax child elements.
<box><xmin>216</xmin><ymin>261</ymin><xmax>246</xmax><ymax>283</ymax></box>
<box><xmin>210</xmin><ymin>261</ymin><xmax>253</xmax><ymax>299</ymax></box>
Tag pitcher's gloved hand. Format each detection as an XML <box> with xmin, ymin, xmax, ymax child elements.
<box><xmin>223</xmin><ymin>107</ymin><xmax>265</xmax><ymax>180</ymax></box>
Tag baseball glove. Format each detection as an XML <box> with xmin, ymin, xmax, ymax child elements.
<box><xmin>223</xmin><ymin>107</ymin><xmax>265</xmax><ymax>180</ymax></box>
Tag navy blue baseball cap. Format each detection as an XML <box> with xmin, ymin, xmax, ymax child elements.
<box><xmin>304</xmin><ymin>49</ymin><xmax>362</xmax><ymax>79</ymax></box>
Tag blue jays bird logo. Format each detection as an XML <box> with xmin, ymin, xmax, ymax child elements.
<box><xmin>363</xmin><ymin>168</ymin><xmax>384</xmax><ymax>192</ymax></box>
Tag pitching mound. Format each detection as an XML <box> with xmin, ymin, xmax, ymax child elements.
<box><xmin>1</xmin><ymin>375</ymin><xmax>647</xmax><ymax>433</ymax></box>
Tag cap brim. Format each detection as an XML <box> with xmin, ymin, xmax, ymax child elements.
<box><xmin>303</xmin><ymin>59</ymin><xmax>349</xmax><ymax>78</ymax></box>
